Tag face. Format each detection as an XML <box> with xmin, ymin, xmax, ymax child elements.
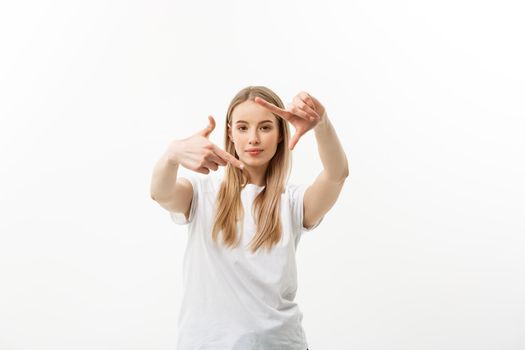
<box><xmin>228</xmin><ymin>100</ymin><xmax>282</xmax><ymax>170</ymax></box>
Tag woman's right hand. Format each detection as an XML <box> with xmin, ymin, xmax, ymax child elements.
<box><xmin>165</xmin><ymin>115</ymin><xmax>245</xmax><ymax>174</ymax></box>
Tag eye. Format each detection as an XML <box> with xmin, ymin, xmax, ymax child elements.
<box><xmin>237</xmin><ymin>126</ymin><xmax>272</xmax><ymax>131</ymax></box>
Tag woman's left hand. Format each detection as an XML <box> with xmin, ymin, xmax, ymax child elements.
<box><xmin>254</xmin><ymin>91</ymin><xmax>326</xmax><ymax>151</ymax></box>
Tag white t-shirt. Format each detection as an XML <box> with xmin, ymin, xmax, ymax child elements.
<box><xmin>169</xmin><ymin>174</ymin><xmax>323</xmax><ymax>350</ymax></box>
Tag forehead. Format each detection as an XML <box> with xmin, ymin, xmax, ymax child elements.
<box><xmin>231</xmin><ymin>100</ymin><xmax>277</xmax><ymax>123</ymax></box>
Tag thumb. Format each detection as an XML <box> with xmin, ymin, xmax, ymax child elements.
<box><xmin>289</xmin><ymin>131</ymin><xmax>301</xmax><ymax>151</ymax></box>
<box><xmin>199</xmin><ymin>115</ymin><xmax>216</xmax><ymax>138</ymax></box>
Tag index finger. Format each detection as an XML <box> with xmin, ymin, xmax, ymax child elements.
<box><xmin>254</xmin><ymin>97</ymin><xmax>293</xmax><ymax>121</ymax></box>
<box><xmin>212</xmin><ymin>144</ymin><xmax>245</xmax><ymax>170</ymax></box>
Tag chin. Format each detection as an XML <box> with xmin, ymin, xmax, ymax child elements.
<box><xmin>242</xmin><ymin>157</ymin><xmax>268</xmax><ymax>165</ymax></box>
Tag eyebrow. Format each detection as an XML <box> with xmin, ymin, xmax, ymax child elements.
<box><xmin>235</xmin><ymin>120</ymin><xmax>274</xmax><ymax>124</ymax></box>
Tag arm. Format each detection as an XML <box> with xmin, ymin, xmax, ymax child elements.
<box><xmin>303</xmin><ymin>115</ymin><xmax>349</xmax><ymax>229</ymax></box>
<box><xmin>151</xmin><ymin>116</ymin><xmax>243</xmax><ymax>219</ymax></box>
<box><xmin>252</xmin><ymin>93</ymin><xmax>349</xmax><ymax>229</ymax></box>
<box><xmin>150</xmin><ymin>151</ymin><xmax>193</xmax><ymax>217</ymax></box>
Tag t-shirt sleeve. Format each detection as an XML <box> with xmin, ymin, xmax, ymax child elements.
<box><xmin>169</xmin><ymin>175</ymin><xmax>199</xmax><ymax>225</ymax></box>
<box><xmin>290</xmin><ymin>183</ymin><xmax>324</xmax><ymax>234</ymax></box>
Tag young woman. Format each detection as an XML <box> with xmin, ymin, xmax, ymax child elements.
<box><xmin>150</xmin><ymin>86</ymin><xmax>349</xmax><ymax>350</ymax></box>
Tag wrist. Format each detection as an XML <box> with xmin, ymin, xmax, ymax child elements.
<box><xmin>314</xmin><ymin>113</ymin><xmax>329</xmax><ymax>131</ymax></box>
<box><xmin>164</xmin><ymin>140</ymin><xmax>183</xmax><ymax>167</ymax></box>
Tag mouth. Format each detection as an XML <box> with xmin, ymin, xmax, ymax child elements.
<box><xmin>246</xmin><ymin>150</ymin><xmax>263</xmax><ymax>156</ymax></box>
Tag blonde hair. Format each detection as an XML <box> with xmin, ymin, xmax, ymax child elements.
<box><xmin>211</xmin><ymin>86</ymin><xmax>292</xmax><ymax>254</ymax></box>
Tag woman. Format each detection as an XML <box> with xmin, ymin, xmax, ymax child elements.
<box><xmin>150</xmin><ymin>86</ymin><xmax>349</xmax><ymax>349</ymax></box>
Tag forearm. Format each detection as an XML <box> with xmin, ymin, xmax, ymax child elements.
<box><xmin>314</xmin><ymin>115</ymin><xmax>350</xmax><ymax>181</ymax></box>
<box><xmin>150</xmin><ymin>153</ymin><xmax>180</xmax><ymax>202</ymax></box>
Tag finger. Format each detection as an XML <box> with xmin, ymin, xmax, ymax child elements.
<box><xmin>288</xmin><ymin>103</ymin><xmax>315</xmax><ymax>122</ymax></box>
<box><xmin>296</xmin><ymin>96</ymin><xmax>321</xmax><ymax>120</ymax></box>
<box><xmin>299</xmin><ymin>91</ymin><xmax>316</xmax><ymax>110</ymax></box>
<box><xmin>199</xmin><ymin>115</ymin><xmax>216</xmax><ymax>138</ymax></box>
<box><xmin>254</xmin><ymin>97</ymin><xmax>294</xmax><ymax>121</ymax></box>
<box><xmin>211</xmin><ymin>144</ymin><xmax>245</xmax><ymax>170</ymax></box>
<box><xmin>202</xmin><ymin>159</ymin><xmax>219</xmax><ymax>171</ymax></box>
<box><xmin>289</xmin><ymin>131</ymin><xmax>302</xmax><ymax>151</ymax></box>
<box><xmin>208</xmin><ymin>151</ymin><xmax>228</xmax><ymax>167</ymax></box>
<box><xmin>196</xmin><ymin>167</ymin><xmax>210</xmax><ymax>174</ymax></box>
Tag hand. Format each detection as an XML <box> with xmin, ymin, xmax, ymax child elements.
<box><xmin>166</xmin><ymin>115</ymin><xmax>245</xmax><ymax>174</ymax></box>
<box><xmin>254</xmin><ymin>91</ymin><xmax>326</xmax><ymax>151</ymax></box>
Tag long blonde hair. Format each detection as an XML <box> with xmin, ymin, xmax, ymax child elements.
<box><xmin>211</xmin><ymin>86</ymin><xmax>292</xmax><ymax>254</ymax></box>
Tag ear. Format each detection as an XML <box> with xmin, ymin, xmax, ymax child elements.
<box><xmin>227</xmin><ymin>123</ymin><xmax>234</xmax><ymax>142</ymax></box>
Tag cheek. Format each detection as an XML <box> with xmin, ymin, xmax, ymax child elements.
<box><xmin>231</xmin><ymin>131</ymin><xmax>242</xmax><ymax>142</ymax></box>
<box><xmin>234</xmin><ymin>134</ymin><xmax>246</xmax><ymax>144</ymax></box>
<box><xmin>269</xmin><ymin>131</ymin><xmax>280</xmax><ymax>143</ymax></box>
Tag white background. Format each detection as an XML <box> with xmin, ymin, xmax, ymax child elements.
<box><xmin>1</xmin><ymin>0</ymin><xmax>524</xmax><ymax>349</ymax></box>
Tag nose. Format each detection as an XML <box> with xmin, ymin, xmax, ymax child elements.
<box><xmin>248</xmin><ymin>128</ymin><xmax>260</xmax><ymax>145</ymax></box>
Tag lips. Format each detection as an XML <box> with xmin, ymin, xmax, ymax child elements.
<box><xmin>246</xmin><ymin>149</ymin><xmax>263</xmax><ymax>156</ymax></box>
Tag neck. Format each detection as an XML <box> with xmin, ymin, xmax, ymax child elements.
<box><xmin>243</xmin><ymin>166</ymin><xmax>267</xmax><ymax>187</ymax></box>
